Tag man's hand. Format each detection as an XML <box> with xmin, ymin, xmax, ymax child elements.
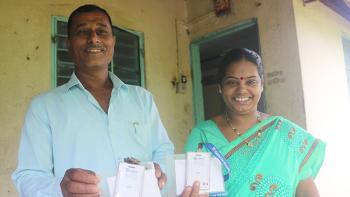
<box><xmin>60</xmin><ymin>168</ymin><xmax>101</xmax><ymax>197</ymax></box>
<box><xmin>181</xmin><ymin>181</ymin><xmax>209</xmax><ymax>197</ymax></box>
<box><xmin>153</xmin><ymin>163</ymin><xmax>167</xmax><ymax>190</ymax></box>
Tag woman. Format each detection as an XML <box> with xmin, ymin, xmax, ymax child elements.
<box><xmin>183</xmin><ymin>48</ymin><xmax>325</xmax><ymax>197</ymax></box>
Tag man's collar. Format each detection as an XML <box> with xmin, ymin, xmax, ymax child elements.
<box><xmin>64</xmin><ymin>72</ymin><xmax>128</xmax><ymax>92</ymax></box>
<box><xmin>108</xmin><ymin>71</ymin><xmax>128</xmax><ymax>91</ymax></box>
<box><xmin>64</xmin><ymin>72</ymin><xmax>82</xmax><ymax>91</ymax></box>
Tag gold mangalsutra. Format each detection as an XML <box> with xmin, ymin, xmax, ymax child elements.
<box><xmin>225</xmin><ymin>111</ymin><xmax>262</xmax><ymax>146</ymax></box>
<box><xmin>225</xmin><ymin>111</ymin><xmax>241</xmax><ymax>136</ymax></box>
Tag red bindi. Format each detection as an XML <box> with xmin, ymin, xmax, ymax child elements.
<box><xmin>240</xmin><ymin>77</ymin><xmax>244</xmax><ymax>80</ymax></box>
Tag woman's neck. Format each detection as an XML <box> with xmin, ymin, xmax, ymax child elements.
<box><xmin>225</xmin><ymin>110</ymin><xmax>260</xmax><ymax>130</ymax></box>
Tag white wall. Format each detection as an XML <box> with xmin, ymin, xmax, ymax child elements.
<box><xmin>293</xmin><ymin>0</ymin><xmax>350</xmax><ymax>196</ymax></box>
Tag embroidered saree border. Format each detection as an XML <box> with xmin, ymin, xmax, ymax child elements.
<box><xmin>224</xmin><ymin>119</ymin><xmax>276</xmax><ymax>159</ymax></box>
<box><xmin>298</xmin><ymin>139</ymin><xmax>320</xmax><ymax>173</ymax></box>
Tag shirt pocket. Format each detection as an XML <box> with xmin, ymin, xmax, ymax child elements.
<box><xmin>125</xmin><ymin>121</ymin><xmax>153</xmax><ymax>161</ymax></box>
<box><xmin>130</xmin><ymin>121</ymin><xmax>151</xmax><ymax>148</ymax></box>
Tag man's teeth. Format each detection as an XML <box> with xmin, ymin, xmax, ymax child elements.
<box><xmin>87</xmin><ymin>48</ymin><xmax>103</xmax><ymax>53</ymax></box>
<box><xmin>234</xmin><ymin>97</ymin><xmax>249</xmax><ymax>102</ymax></box>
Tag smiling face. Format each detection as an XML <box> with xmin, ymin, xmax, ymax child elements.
<box><xmin>67</xmin><ymin>11</ymin><xmax>116</xmax><ymax>72</ymax></box>
<box><xmin>220</xmin><ymin>60</ymin><xmax>263</xmax><ymax>115</ymax></box>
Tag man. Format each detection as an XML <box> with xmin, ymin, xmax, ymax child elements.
<box><xmin>12</xmin><ymin>4</ymin><xmax>173</xmax><ymax>196</ymax></box>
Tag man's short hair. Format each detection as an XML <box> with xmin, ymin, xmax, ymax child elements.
<box><xmin>67</xmin><ymin>4</ymin><xmax>113</xmax><ymax>37</ymax></box>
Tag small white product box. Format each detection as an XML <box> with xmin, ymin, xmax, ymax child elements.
<box><xmin>107</xmin><ymin>162</ymin><xmax>161</xmax><ymax>197</ymax></box>
<box><xmin>170</xmin><ymin>154</ymin><xmax>225</xmax><ymax>196</ymax></box>
<box><xmin>114</xmin><ymin>162</ymin><xmax>144</xmax><ymax>197</ymax></box>
<box><xmin>186</xmin><ymin>152</ymin><xmax>211</xmax><ymax>193</ymax></box>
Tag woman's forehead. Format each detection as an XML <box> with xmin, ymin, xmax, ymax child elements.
<box><xmin>225</xmin><ymin>61</ymin><xmax>259</xmax><ymax>74</ymax></box>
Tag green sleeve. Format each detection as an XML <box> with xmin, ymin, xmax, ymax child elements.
<box><xmin>183</xmin><ymin>127</ymin><xmax>203</xmax><ymax>153</ymax></box>
<box><xmin>298</xmin><ymin>139</ymin><xmax>326</xmax><ymax>181</ymax></box>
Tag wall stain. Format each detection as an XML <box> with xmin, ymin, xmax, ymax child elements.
<box><xmin>267</xmin><ymin>70</ymin><xmax>285</xmax><ymax>85</ymax></box>
<box><xmin>183</xmin><ymin>103</ymin><xmax>190</xmax><ymax>113</ymax></box>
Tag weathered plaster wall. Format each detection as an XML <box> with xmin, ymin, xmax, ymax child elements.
<box><xmin>293</xmin><ymin>1</ymin><xmax>350</xmax><ymax>196</ymax></box>
<box><xmin>0</xmin><ymin>0</ymin><xmax>191</xmax><ymax>196</ymax></box>
<box><xmin>186</xmin><ymin>0</ymin><xmax>306</xmax><ymax>126</ymax></box>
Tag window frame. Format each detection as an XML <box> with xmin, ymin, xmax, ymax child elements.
<box><xmin>51</xmin><ymin>16</ymin><xmax>146</xmax><ymax>88</ymax></box>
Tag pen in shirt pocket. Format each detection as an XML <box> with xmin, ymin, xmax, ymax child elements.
<box><xmin>133</xmin><ymin>121</ymin><xmax>139</xmax><ymax>133</ymax></box>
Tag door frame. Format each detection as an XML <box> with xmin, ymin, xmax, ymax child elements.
<box><xmin>190</xmin><ymin>18</ymin><xmax>259</xmax><ymax>124</ymax></box>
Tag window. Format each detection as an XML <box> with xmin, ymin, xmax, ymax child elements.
<box><xmin>51</xmin><ymin>16</ymin><xmax>145</xmax><ymax>87</ymax></box>
<box><xmin>342</xmin><ymin>36</ymin><xmax>350</xmax><ymax>97</ymax></box>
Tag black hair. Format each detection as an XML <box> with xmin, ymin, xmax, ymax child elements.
<box><xmin>216</xmin><ymin>48</ymin><xmax>264</xmax><ymax>84</ymax></box>
<box><xmin>67</xmin><ymin>4</ymin><xmax>113</xmax><ymax>37</ymax></box>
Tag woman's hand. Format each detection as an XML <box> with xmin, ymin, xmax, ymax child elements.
<box><xmin>180</xmin><ymin>181</ymin><xmax>209</xmax><ymax>197</ymax></box>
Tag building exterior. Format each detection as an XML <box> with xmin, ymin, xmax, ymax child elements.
<box><xmin>1</xmin><ymin>0</ymin><xmax>349</xmax><ymax>196</ymax></box>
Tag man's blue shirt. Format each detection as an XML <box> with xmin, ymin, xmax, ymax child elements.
<box><xmin>12</xmin><ymin>72</ymin><xmax>174</xmax><ymax>196</ymax></box>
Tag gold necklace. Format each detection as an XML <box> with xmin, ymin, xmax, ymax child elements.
<box><xmin>225</xmin><ymin>111</ymin><xmax>241</xmax><ymax>136</ymax></box>
<box><xmin>225</xmin><ymin>111</ymin><xmax>262</xmax><ymax>146</ymax></box>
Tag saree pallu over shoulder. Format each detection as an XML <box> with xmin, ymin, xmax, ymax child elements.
<box><xmin>184</xmin><ymin>116</ymin><xmax>326</xmax><ymax>197</ymax></box>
